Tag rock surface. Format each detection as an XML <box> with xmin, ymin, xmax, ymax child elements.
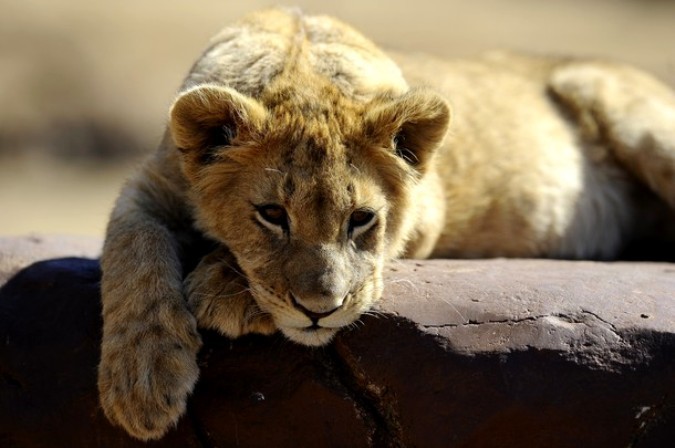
<box><xmin>0</xmin><ymin>236</ymin><xmax>674</xmax><ymax>447</ymax></box>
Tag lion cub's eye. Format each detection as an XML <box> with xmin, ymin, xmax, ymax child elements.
<box><xmin>256</xmin><ymin>205</ymin><xmax>289</xmax><ymax>230</ymax></box>
<box><xmin>349</xmin><ymin>209</ymin><xmax>376</xmax><ymax>238</ymax></box>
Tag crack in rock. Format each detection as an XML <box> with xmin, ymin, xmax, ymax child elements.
<box><xmin>329</xmin><ymin>344</ymin><xmax>406</xmax><ymax>448</ymax></box>
<box><xmin>419</xmin><ymin>314</ymin><xmax>543</xmax><ymax>329</ymax></box>
<box><xmin>306</xmin><ymin>348</ymin><xmax>393</xmax><ymax>447</ymax></box>
<box><xmin>187</xmin><ymin>400</ymin><xmax>213</xmax><ymax>448</ymax></box>
<box><xmin>418</xmin><ymin>311</ymin><xmax>633</xmax><ymax>370</ymax></box>
<box><xmin>418</xmin><ymin>311</ymin><xmax>620</xmax><ymax>335</ymax></box>
<box><xmin>629</xmin><ymin>394</ymin><xmax>672</xmax><ymax>447</ymax></box>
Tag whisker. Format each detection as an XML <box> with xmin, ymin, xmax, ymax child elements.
<box><xmin>245</xmin><ymin>309</ymin><xmax>270</xmax><ymax>319</ymax></box>
<box><xmin>360</xmin><ymin>310</ymin><xmax>385</xmax><ymax>319</ymax></box>
<box><xmin>436</xmin><ymin>295</ymin><xmax>466</xmax><ymax>322</ymax></box>
<box><xmin>387</xmin><ymin>259</ymin><xmax>407</xmax><ymax>268</ymax></box>
<box><xmin>385</xmin><ymin>278</ymin><xmax>419</xmax><ymax>295</ymax></box>
<box><xmin>348</xmin><ymin>320</ymin><xmax>365</xmax><ymax>330</ymax></box>
<box><xmin>217</xmin><ymin>259</ymin><xmax>248</xmax><ymax>280</ymax></box>
<box><xmin>189</xmin><ymin>288</ymin><xmax>251</xmax><ymax>299</ymax></box>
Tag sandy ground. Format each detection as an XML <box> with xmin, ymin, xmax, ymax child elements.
<box><xmin>1</xmin><ymin>0</ymin><xmax>674</xmax><ymax>236</ymax></box>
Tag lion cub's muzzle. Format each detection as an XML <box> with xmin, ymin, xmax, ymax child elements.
<box><xmin>289</xmin><ymin>291</ymin><xmax>345</xmax><ymax>327</ymax></box>
<box><xmin>285</xmin><ymin>251</ymin><xmax>351</xmax><ymax>318</ymax></box>
<box><xmin>273</xmin><ymin>248</ymin><xmax>373</xmax><ymax>345</ymax></box>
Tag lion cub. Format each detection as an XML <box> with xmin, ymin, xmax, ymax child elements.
<box><xmin>98</xmin><ymin>8</ymin><xmax>675</xmax><ymax>440</ymax></box>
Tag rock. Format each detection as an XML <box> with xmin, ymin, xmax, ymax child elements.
<box><xmin>0</xmin><ymin>234</ymin><xmax>101</xmax><ymax>284</ymax></box>
<box><xmin>0</xmin><ymin>236</ymin><xmax>674</xmax><ymax>447</ymax></box>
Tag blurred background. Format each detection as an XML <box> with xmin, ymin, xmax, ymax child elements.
<box><xmin>1</xmin><ymin>0</ymin><xmax>674</xmax><ymax>237</ymax></box>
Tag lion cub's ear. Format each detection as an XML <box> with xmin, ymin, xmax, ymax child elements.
<box><xmin>169</xmin><ymin>85</ymin><xmax>268</xmax><ymax>163</ymax></box>
<box><xmin>366</xmin><ymin>88</ymin><xmax>450</xmax><ymax>170</ymax></box>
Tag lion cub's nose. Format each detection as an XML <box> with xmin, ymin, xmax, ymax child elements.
<box><xmin>290</xmin><ymin>293</ymin><xmax>341</xmax><ymax>321</ymax></box>
<box><xmin>289</xmin><ymin>283</ymin><xmax>347</xmax><ymax>322</ymax></box>
<box><xmin>289</xmin><ymin>268</ymin><xmax>349</xmax><ymax>316</ymax></box>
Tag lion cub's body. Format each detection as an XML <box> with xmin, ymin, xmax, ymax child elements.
<box><xmin>98</xmin><ymin>8</ymin><xmax>675</xmax><ymax>440</ymax></box>
<box><xmin>398</xmin><ymin>51</ymin><xmax>674</xmax><ymax>260</ymax></box>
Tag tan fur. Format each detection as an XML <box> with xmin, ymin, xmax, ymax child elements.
<box><xmin>98</xmin><ymin>8</ymin><xmax>675</xmax><ymax>440</ymax></box>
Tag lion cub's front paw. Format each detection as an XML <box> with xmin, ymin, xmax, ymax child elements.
<box><xmin>98</xmin><ymin>305</ymin><xmax>202</xmax><ymax>440</ymax></box>
<box><xmin>185</xmin><ymin>248</ymin><xmax>277</xmax><ymax>338</ymax></box>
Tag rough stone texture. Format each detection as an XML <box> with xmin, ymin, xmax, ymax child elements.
<box><xmin>0</xmin><ymin>236</ymin><xmax>674</xmax><ymax>447</ymax></box>
<box><xmin>0</xmin><ymin>235</ymin><xmax>101</xmax><ymax>284</ymax></box>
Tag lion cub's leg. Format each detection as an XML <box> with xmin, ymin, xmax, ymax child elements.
<box><xmin>98</xmin><ymin>183</ymin><xmax>202</xmax><ymax>441</ymax></box>
<box><xmin>185</xmin><ymin>247</ymin><xmax>277</xmax><ymax>337</ymax></box>
<box><xmin>550</xmin><ymin>62</ymin><xmax>675</xmax><ymax>208</ymax></box>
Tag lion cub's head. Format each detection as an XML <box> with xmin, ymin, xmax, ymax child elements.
<box><xmin>170</xmin><ymin>77</ymin><xmax>449</xmax><ymax>346</ymax></box>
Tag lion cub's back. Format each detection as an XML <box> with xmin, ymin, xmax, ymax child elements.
<box><xmin>182</xmin><ymin>8</ymin><xmax>408</xmax><ymax>100</ymax></box>
<box><xmin>395</xmin><ymin>51</ymin><xmax>647</xmax><ymax>259</ymax></box>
